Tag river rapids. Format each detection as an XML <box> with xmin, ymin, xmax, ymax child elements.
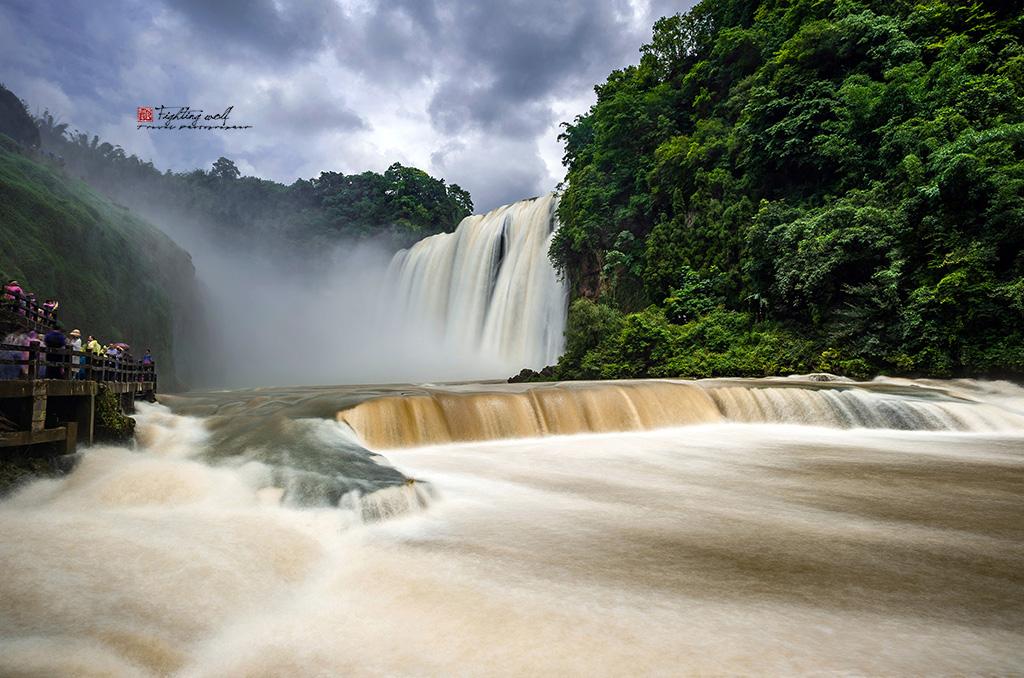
<box><xmin>1</xmin><ymin>376</ymin><xmax>1023</xmax><ymax>675</ymax></box>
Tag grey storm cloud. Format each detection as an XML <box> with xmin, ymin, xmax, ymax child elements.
<box><xmin>260</xmin><ymin>84</ymin><xmax>368</xmax><ymax>134</ymax></box>
<box><xmin>424</xmin><ymin>0</ymin><xmax>646</xmax><ymax>135</ymax></box>
<box><xmin>162</xmin><ymin>0</ymin><xmax>680</xmax><ymax>137</ymax></box>
<box><xmin>0</xmin><ymin>0</ymin><xmax>696</xmax><ymax>211</ymax></box>
<box><xmin>338</xmin><ymin>1</ymin><xmax>443</xmax><ymax>79</ymax></box>
<box><xmin>325</xmin><ymin>0</ymin><xmax>662</xmax><ymax>137</ymax></box>
<box><xmin>432</xmin><ymin>136</ymin><xmax>550</xmax><ymax>212</ymax></box>
<box><xmin>162</xmin><ymin>0</ymin><xmax>342</xmax><ymax>61</ymax></box>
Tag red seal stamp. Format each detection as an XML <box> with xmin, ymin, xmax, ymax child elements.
<box><xmin>137</xmin><ymin>106</ymin><xmax>154</xmax><ymax>123</ymax></box>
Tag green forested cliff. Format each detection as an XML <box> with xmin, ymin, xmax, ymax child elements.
<box><xmin>552</xmin><ymin>0</ymin><xmax>1024</xmax><ymax>379</ymax></box>
<box><xmin>0</xmin><ymin>136</ymin><xmax>202</xmax><ymax>389</ymax></box>
<box><xmin>35</xmin><ymin>118</ymin><xmax>474</xmax><ymax>252</ymax></box>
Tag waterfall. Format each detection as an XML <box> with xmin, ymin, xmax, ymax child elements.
<box><xmin>338</xmin><ymin>378</ymin><xmax>1024</xmax><ymax>449</ymax></box>
<box><xmin>339</xmin><ymin>381</ymin><xmax>723</xmax><ymax>449</ymax></box>
<box><xmin>386</xmin><ymin>193</ymin><xmax>569</xmax><ymax>374</ymax></box>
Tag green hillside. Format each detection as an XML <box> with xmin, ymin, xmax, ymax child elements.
<box><xmin>0</xmin><ymin>135</ymin><xmax>201</xmax><ymax>389</ymax></box>
<box><xmin>551</xmin><ymin>0</ymin><xmax>1024</xmax><ymax>380</ymax></box>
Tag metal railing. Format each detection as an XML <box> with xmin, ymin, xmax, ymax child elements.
<box><xmin>1</xmin><ymin>290</ymin><xmax>58</xmax><ymax>333</ymax></box>
<box><xmin>0</xmin><ymin>342</ymin><xmax>156</xmax><ymax>387</ymax></box>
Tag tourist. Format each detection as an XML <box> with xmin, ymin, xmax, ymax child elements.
<box><xmin>3</xmin><ymin>280</ymin><xmax>25</xmax><ymax>316</ymax></box>
<box><xmin>43</xmin><ymin>326</ymin><xmax>67</xmax><ymax>379</ymax></box>
<box><xmin>105</xmin><ymin>344</ymin><xmax>120</xmax><ymax>381</ymax></box>
<box><xmin>86</xmin><ymin>335</ymin><xmax>103</xmax><ymax>355</ymax></box>
<box><xmin>142</xmin><ymin>349</ymin><xmax>154</xmax><ymax>383</ymax></box>
<box><xmin>0</xmin><ymin>331</ymin><xmax>25</xmax><ymax>379</ymax></box>
<box><xmin>68</xmin><ymin>329</ymin><xmax>84</xmax><ymax>379</ymax></box>
<box><xmin>42</xmin><ymin>299</ymin><xmax>59</xmax><ymax>322</ymax></box>
<box><xmin>25</xmin><ymin>329</ymin><xmax>42</xmax><ymax>377</ymax></box>
<box><xmin>112</xmin><ymin>343</ymin><xmax>131</xmax><ymax>381</ymax></box>
<box><xmin>2</xmin><ymin>279</ymin><xmax>22</xmax><ymax>303</ymax></box>
<box><xmin>85</xmin><ymin>335</ymin><xmax>102</xmax><ymax>380</ymax></box>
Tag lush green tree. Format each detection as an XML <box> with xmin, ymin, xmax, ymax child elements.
<box><xmin>557</xmin><ymin>298</ymin><xmax>625</xmax><ymax>379</ymax></box>
<box><xmin>210</xmin><ymin>156</ymin><xmax>241</xmax><ymax>181</ymax></box>
<box><xmin>664</xmin><ymin>265</ymin><xmax>726</xmax><ymax>323</ymax></box>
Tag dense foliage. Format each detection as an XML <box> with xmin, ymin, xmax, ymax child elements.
<box><xmin>34</xmin><ymin>108</ymin><xmax>473</xmax><ymax>251</ymax></box>
<box><xmin>552</xmin><ymin>0</ymin><xmax>1024</xmax><ymax>379</ymax></box>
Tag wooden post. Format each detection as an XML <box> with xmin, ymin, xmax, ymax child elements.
<box><xmin>26</xmin><ymin>341</ymin><xmax>39</xmax><ymax>381</ymax></box>
<box><xmin>75</xmin><ymin>394</ymin><xmax>95</xmax><ymax>444</ymax></box>
<box><xmin>31</xmin><ymin>393</ymin><xmax>46</xmax><ymax>433</ymax></box>
<box><xmin>63</xmin><ymin>421</ymin><xmax>78</xmax><ymax>455</ymax></box>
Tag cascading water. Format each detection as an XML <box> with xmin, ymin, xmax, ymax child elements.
<box><xmin>385</xmin><ymin>193</ymin><xmax>568</xmax><ymax>374</ymax></box>
<box><xmin>337</xmin><ymin>377</ymin><xmax>1024</xmax><ymax>449</ymax></box>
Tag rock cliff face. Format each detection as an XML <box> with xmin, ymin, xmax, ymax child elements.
<box><xmin>0</xmin><ymin>138</ymin><xmax>204</xmax><ymax>390</ymax></box>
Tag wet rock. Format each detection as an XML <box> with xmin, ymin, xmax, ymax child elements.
<box><xmin>508</xmin><ymin>365</ymin><xmax>558</xmax><ymax>383</ymax></box>
<box><xmin>788</xmin><ymin>372</ymin><xmax>854</xmax><ymax>382</ymax></box>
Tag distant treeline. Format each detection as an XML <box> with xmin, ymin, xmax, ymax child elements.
<box><xmin>33</xmin><ymin>109</ymin><xmax>473</xmax><ymax>251</ymax></box>
<box><xmin>549</xmin><ymin>0</ymin><xmax>1024</xmax><ymax>380</ymax></box>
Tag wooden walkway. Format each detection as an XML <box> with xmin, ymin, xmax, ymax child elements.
<box><xmin>0</xmin><ymin>354</ymin><xmax>155</xmax><ymax>454</ymax></box>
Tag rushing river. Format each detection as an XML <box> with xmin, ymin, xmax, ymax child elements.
<box><xmin>1</xmin><ymin>377</ymin><xmax>1023</xmax><ymax>675</ymax></box>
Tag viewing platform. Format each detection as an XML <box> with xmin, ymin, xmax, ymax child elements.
<box><xmin>0</xmin><ymin>343</ymin><xmax>155</xmax><ymax>455</ymax></box>
<box><xmin>0</xmin><ymin>291</ymin><xmax>157</xmax><ymax>457</ymax></box>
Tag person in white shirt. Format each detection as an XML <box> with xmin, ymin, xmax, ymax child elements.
<box><xmin>68</xmin><ymin>329</ymin><xmax>84</xmax><ymax>379</ymax></box>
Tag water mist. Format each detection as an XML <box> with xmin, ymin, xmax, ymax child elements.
<box><xmin>136</xmin><ymin>194</ymin><xmax>568</xmax><ymax>388</ymax></box>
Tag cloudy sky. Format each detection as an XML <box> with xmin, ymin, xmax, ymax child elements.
<box><xmin>0</xmin><ymin>0</ymin><xmax>691</xmax><ymax>211</ymax></box>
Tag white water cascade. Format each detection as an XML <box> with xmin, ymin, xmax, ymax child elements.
<box><xmin>386</xmin><ymin>193</ymin><xmax>568</xmax><ymax>375</ymax></box>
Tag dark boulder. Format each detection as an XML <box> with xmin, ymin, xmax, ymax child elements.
<box><xmin>508</xmin><ymin>365</ymin><xmax>558</xmax><ymax>383</ymax></box>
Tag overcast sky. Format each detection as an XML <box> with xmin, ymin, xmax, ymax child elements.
<box><xmin>0</xmin><ymin>0</ymin><xmax>692</xmax><ymax>211</ymax></box>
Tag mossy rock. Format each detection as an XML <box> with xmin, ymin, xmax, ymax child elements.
<box><xmin>94</xmin><ymin>385</ymin><xmax>136</xmax><ymax>443</ymax></box>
